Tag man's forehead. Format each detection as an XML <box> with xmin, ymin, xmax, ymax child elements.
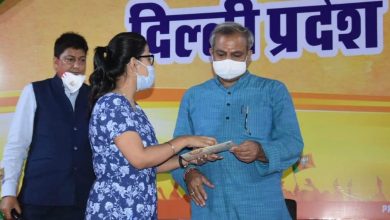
<box><xmin>215</xmin><ymin>33</ymin><xmax>246</xmax><ymax>41</ymax></box>
<box><xmin>60</xmin><ymin>49</ymin><xmax>86</xmax><ymax>57</ymax></box>
<box><xmin>215</xmin><ymin>34</ymin><xmax>247</xmax><ymax>47</ymax></box>
<box><xmin>214</xmin><ymin>47</ymin><xmax>246</xmax><ymax>53</ymax></box>
<box><xmin>213</xmin><ymin>41</ymin><xmax>248</xmax><ymax>52</ymax></box>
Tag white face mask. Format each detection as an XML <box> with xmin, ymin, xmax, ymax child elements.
<box><xmin>136</xmin><ymin>61</ymin><xmax>155</xmax><ymax>91</ymax></box>
<box><xmin>61</xmin><ymin>72</ymin><xmax>85</xmax><ymax>93</ymax></box>
<box><xmin>212</xmin><ymin>57</ymin><xmax>247</xmax><ymax>80</ymax></box>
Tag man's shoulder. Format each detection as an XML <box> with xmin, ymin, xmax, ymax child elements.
<box><xmin>248</xmin><ymin>73</ymin><xmax>285</xmax><ymax>87</ymax></box>
<box><xmin>180</xmin><ymin>79</ymin><xmax>215</xmax><ymax>101</ymax></box>
<box><xmin>81</xmin><ymin>83</ymin><xmax>91</xmax><ymax>92</ymax></box>
<box><xmin>31</xmin><ymin>78</ymin><xmax>52</xmax><ymax>86</ymax></box>
<box><xmin>30</xmin><ymin>78</ymin><xmax>55</xmax><ymax>94</ymax></box>
<box><xmin>187</xmin><ymin>78</ymin><xmax>215</xmax><ymax>91</ymax></box>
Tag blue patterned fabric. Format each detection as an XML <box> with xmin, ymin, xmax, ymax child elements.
<box><xmin>171</xmin><ymin>72</ymin><xmax>304</xmax><ymax>220</ymax></box>
<box><xmin>86</xmin><ymin>93</ymin><xmax>158</xmax><ymax>220</ymax></box>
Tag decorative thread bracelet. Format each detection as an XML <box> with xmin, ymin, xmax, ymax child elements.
<box><xmin>178</xmin><ymin>155</ymin><xmax>188</xmax><ymax>168</ymax></box>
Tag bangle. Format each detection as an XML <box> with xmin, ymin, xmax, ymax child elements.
<box><xmin>166</xmin><ymin>141</ymin><xmax>176</xmax><ymax>154</ymax></box>
<box><xmin>178</xmin><ymin>155</ymin><xmax>188</xmax><ymax>168</ymax></box>
<box><xmin>183</xmin><ymin>167</ymin><xmax>197</xmax><ymax>180</ymax></box>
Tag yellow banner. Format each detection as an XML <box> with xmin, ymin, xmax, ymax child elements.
<box><xmin>1</xmin><ymin>0</ymin><xmax>389</xmax><ymax>219</ymax></box>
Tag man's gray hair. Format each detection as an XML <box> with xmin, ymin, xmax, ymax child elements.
<box><xmin>209</xmin><ymin>22</ymin><xmax>254</xmax><ymax>50</ymax></box>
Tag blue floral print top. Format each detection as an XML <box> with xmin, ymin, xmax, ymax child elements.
<box><xmin>86</xmin><ymin>93</ymin><xmax>158</xmax><ymax>220</ymax></box>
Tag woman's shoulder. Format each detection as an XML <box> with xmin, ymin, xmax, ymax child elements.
<box><xmin>97</xmin><ymin>93</ymin><xmax>127</xmax><ymax>106</ymax></box>
<box><xmin>93</xmin><ymin>93</ymin><xmax>130</xmax><ymax>113</ymax></box>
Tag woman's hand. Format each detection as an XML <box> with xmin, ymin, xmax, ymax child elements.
<box><xmin>170</xmin><ymin>135</ymin><xmax>216</xmax><ymax>152</ymax></box>
<box><xmin>184</xmin><ymin>136</ymin><xmax>217</xmax><ymax>148</ymax></box>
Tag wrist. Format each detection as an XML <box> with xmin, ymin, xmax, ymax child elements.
<box><xmin>170</xmin><ymin>136</ymin><xmax>187</xmax><ymax>152</ymax></box>
<box><xmin>183</xmin><ymin>167</ymin><xmax>198</xmax><ymax>181</ymax></box>
<box><xmin>166</xmin><ymin>141</ymin><xmax>176</xmax><ymax>155</ymax></box>
<box><xmin>256</xmin><ymin>143</ymin><xmax>268</xmax><ymax>163</ymax></box>
<box><xmin>178</xmin><ymin>155</ymin><xmax>188</xmax><ymax>168</ymax></box>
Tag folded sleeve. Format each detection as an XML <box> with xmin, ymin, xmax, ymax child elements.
<box><xmin>254</xmin><ymin>82</ymin><xmax>304</xmax><ymax>176</ymax></box>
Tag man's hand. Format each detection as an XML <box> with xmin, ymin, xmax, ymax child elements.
<box><xmin>230</xmin><ymin>140</ymin><xmax>267</xmax><ymax>163</ymax></box>
<box><xmin>188</xmin><ymin>153</ymin><xmax>223</xmax><ymax>166</ymax></box>
<box><xmin>0</xmin><ymin>196</ymin><xmax>21</xmax><ymax>220</ymax></box>
<box><xmin>184</xmin><ymin>169</ymin><xmax>214</xmax><ymax>207</ymax></box>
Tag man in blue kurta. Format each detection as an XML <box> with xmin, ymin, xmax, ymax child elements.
<box><xmin>171</xmin><ymin>22</ymin><xmax>304</xmax><ymax>219</ymax></box>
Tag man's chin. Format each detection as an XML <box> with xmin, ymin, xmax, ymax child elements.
<box><xmin>217</xmin><ymin>75</ymin><xmax>241</xmax><ymax>82</ymax></box>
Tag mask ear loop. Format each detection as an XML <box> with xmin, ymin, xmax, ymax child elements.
<box><xmin>136</xmin><ymin>60</ymin><xmax>150</xmax><ymax>78</ymax></box>
<box><xmin>137</xmin><ymin>59</ymin><xmax>146</xmax><ymax>67</ymax></box>
<box><xmin>210</xmin><ymin>55</ymin><xmax>215</xmax><ymax>62</ymax></box>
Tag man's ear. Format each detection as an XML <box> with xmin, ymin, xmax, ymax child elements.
<box><xmin>209</xmin><ymin>48</ymin><xmax>213</xmax><ymax>61</ymax></box>
<box><xmin>247</xmin><ymin>50</ymin><xmax>253</xmax><ymax>65</ymax></box>
<box><xmin>53</xmin><ymin>57</ymin><xmax>59</xmax><ymax>65</ymax></box>
<box><xmin>53</xmin><ymin>57</ymin><xmax>59</xmax><ymax>71</ymax></box>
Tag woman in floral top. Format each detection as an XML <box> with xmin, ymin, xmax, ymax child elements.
<box><xmin>86</xmin><ymin>32</ymin><xmax>217</xmax><ymax>220</ymax></box>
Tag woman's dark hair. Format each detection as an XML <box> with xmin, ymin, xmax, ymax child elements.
<box><xmin>89</xmin><ymin>32</ymin><xmax>147</xmax><ymax>110</ymax></box>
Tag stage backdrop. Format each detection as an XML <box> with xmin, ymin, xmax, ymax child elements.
<box><xmin>1</xmin><ymin>0</ymin><xmax>389</xmax><ymax>219</ymax></box>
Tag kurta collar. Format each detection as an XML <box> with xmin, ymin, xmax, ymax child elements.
<box><xmin>213</xmin><ymin>71</ymin><xmax>251</xmax><ymax>91</ymax></box>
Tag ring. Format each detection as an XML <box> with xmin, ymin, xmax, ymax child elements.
<box><xmin>190</xmin><ymin>191</ymin><xmax>195</xmax><ymax>195</ymax></box>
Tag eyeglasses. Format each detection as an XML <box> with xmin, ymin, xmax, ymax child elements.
<box><xmin>61</xmin><ymin>56</ymin><xmax>86</xmax><ymax>66</ymax></box>
<box><xmin>137</xmin><ymin>54</ymin><xmax>154</xmax><ymax>65</ymax></box>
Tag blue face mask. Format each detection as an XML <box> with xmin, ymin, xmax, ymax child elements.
<box><xmin>136</xmin><ymin>61</ymin><xmax>155</xmax><ymax>91</ymax></box>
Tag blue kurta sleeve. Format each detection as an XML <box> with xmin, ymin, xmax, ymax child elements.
<box><xmin>254</xmin><ymin>81</ymin><xmax>304</xmax><ymax>175</ymax></box>
<box><xmin>173</xmin><ymin>90</ymin><xmax>194</xmax><ymax>137</ymax></box>
<box><xmin>171</xmin><ymin>90</ymin><xmax>195</xmax><ymax>191</ymax></box>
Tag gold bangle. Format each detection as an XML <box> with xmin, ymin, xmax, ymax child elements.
<box><xmin>166</xmin><ymin>141</ymin><xmax>176</xmax><ymax>154</ymax></box>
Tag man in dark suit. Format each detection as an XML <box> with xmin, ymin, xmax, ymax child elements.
<box><xmin>0</xmin><ymin>32</ymin><xmax>95</xmax><ymax>220</ymax></box>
